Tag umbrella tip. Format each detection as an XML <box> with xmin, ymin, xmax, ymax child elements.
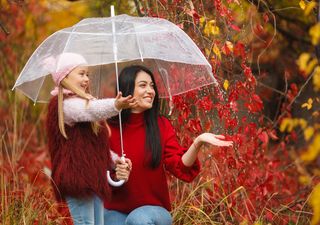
<box><xmin>110</xmin><ymin>5</ymin><xmax>115</xmax><ymax>17</ymax></box>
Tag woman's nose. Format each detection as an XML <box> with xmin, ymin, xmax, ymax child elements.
<box><xmin>146</xmin><ymin>85</ymin><xmax>154</xmax><ymax>93</ymax></box>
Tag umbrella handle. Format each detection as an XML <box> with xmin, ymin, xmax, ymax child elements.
<box><xmin>107</xmin><ymin>170</ymin><xmax>125</xmax><ymax>187</ymax></box>
<box><xmin>106</xmin><ymin>155</ymin><xmax>126</xmax><ymax>187</ymax></box>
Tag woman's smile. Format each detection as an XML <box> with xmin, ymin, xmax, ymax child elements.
<box><xmin>131</xmin><ymin>71</ymin><xmax>155</xmax><ymax>113</ymax></box>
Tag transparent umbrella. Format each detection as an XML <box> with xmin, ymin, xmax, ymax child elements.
<box><xmin>13</xmin><ymin>14</ymin><xmax>216</xmax><ymax>102</ymax></box>
<box><xmin>13</xmin><ymin>12</ymin><xmax>217</xmax><ymax>186</ymax></box>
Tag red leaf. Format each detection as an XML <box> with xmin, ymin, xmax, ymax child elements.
<box><xmin>230</xmin><ymin>24</ymin><xmax>241</xmax><ymax>32</ymax></box>
<box><xmin>234</xmin><ymin>42</ymin><xmax>245</xmax><ymax>58</ymax></box>
<box><xmin>263</xmin><ymin>13</ymin><xmax>269</xmax><ymax>23</ymax></box>
<box><xmin>268</xmin><ymin>130</ymin><xmax>279</xmax><ymax>140</ymax></box>
<box><xmin>258</xmin><ymin>131</ymin><xmax>269</xmax><ymax>147</ymax></box>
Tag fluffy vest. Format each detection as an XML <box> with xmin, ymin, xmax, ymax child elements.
<box><xmin>46</xmin><ymin>96</ymin><xmax>111</xmax><ymax>201</ymax></box>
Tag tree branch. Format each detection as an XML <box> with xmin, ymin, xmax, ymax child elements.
<box><xmin>0</xmin><ymin>20</ymin><xmax>10</xmax><ymax>35</ymax></box>
<box><xmin>133</xmin><ymin>0</ymin><xmax>144</xmax><ymax>17</ymax></box>
<box><xmin>247</xmin><ymin>0</ymin><xmax>311</xmax><ymax>44</ymax></box>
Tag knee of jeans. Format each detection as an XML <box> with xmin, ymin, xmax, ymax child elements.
<box><xmin>125</xmin><ymin>215</ymin><xmax>153</xmax><ymax>225</ymax></box>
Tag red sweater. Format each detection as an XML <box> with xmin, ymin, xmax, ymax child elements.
<box><xmin>104</xmin><ymin>113</ymin><xmax>200</xmax><ymax>213</ymax></box>
<box><xmin>46</xmin><ymin>96</ymin><xmax>112</xmax><ymax>201</ymax></box>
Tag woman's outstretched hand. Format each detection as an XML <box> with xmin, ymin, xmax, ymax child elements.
<box><xmin>114</xmin><ymin>158</ymin><xmax>132</xmax><ymax>182</ymax></box>
<box><xmin>194</xmin><ymin>133</ymin><xmax>233</xmax><ymax>148</ymax></box>
<box><xmin>182</xmin><ymin>133</ymin><xmax>232</xmax><ymax>167</ymax></box>
<box><xmin>114</xmin><ymin>92</ymin><xmax>137</xmax><ymax>111</ymax></box>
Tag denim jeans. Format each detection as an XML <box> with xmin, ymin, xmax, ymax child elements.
<box><xmin>65</xmin><ymin>195</ymin><xmax>104</xmax><ymax>225</ymax></box>
<box><xmin>104</xmin><ymin>205</ymin><xmax>172</xmax><ymax>225</ymax></box>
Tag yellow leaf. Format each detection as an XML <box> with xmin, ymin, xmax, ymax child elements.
<box><xmin>306</xmin><ymin>58</ymin><xmax>318</xmax><ymax>75</ymax></box>
<box><xmin>212</xmin><ymin>44</ymin><xmax>221</xmax><ymax>60</ymax></box>
<box><xmin>280</xmin><ymin>118</ymin><xmax>291</xmax><ymax>132</ymax></box>
<box><xmin>210</xmin><ymin>25</ymin><xmax>220</xmax><ymax>35</ymax></box>
<box><xmin>309</xmin><ymin>23</ymin><xmax>320</xmax><ymax>46</ymax></box>
<box><xmin>296</xmin><ymin>53</ymin><xmax>318</xmax><ymax>75</ymax></box>
<box><xmin>199</xmin><ymin>17</ymin><xmax>206</xmax><ymax>26</ymax></box>
<box><xmin>226</xmin><ymin>41</ymin><xmax>234</xmax><ymax>52</ymax></box>
<box><xmin>297</xmin><ymin>53</ymin><xmax>311</xmax><ymax>72</ymax></box>
<box><xmin>301</xmin><ymin>98</ymin><xmax>313</xmax><ymax>110</ymax></box>
<box><xmin>304</xmin><ymin>1</ymin><xmax>317</xmax><ymax>15</ymax></box>
<box><xmin>309</xmin><ymin>183</ymin><xmax>320</xmax><ymax>225</ymax></box>
<box><xmin>299</xmin><ymin>0</ymin><xmax>306</xmax><ymax>10</ymax></box>
<box><xmin>223</xmin><ymin>80</ymin><xmax>229</xmax><ymax>91</ymax></box>
<box><xmin>299</xmin><ymin>118</ymin><xmax>307</xmax><ymax>129</ymax></box>
<box><xmin>313</xmin><ymin>66</ymin><xmax>320</xmax><ymax>91</ymax></box>
<box><xmin>203</xmin><ymin>20</ymin><xmax>220</xmax><ymax>36</ymax></box>
<box><xmin>301</xmin><ymin>134</ymin><xmax>320</xmax><ymax>162</ymax></box>
<box><xmin>299</xmin><ymin>175</ymin><xmax>311</xmax><ymax>185</ymax></box>
<box><xmin>205</xmin><ymin>48</ymin><xmax>210</xmax><ymax>57</ymax></box>
<box><xmin>304</xmin><ymin>126</ymin><xmax>315</xmax><ymax>141</ymax></box>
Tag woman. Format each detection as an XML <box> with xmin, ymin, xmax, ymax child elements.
<box><xmin>104</xmin><ymin>65</ymin><xmax>233</xmax><ymax>225</ymax></box>
<box><xmin>45</xmin><ymin>52</ymin><xmax>133</xmax><ymax>225</ymax></box>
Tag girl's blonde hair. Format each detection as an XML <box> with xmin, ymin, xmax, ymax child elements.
<box><xmin>57</xmin><ymin>78</ymin><xmax>110</xmax><ymax>139</ymax></box>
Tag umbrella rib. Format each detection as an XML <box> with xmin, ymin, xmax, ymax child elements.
<box><xmin>58</xmin><ymin>30</ymin><xmax>170</xmax><ymax>36</ymax></box>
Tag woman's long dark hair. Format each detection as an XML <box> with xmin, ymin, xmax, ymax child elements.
<box><xmin>109</xmin><ymin>65</ymin><xmax>162</xmax><ymax>168</ymax></box>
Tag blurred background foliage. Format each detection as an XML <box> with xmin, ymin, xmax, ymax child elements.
<box><xmin>1</xmin><ymin>0</ymin><xmax>319</xmax><ymax>224</ymax></box>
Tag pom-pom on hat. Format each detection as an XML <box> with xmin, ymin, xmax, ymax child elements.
<box><xmin>43</xmin><ymin>52</ymin><xmax>88</xmax><ymax>86</ymax></box>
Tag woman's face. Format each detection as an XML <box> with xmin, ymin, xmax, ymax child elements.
<box><xmin>131</xmin><ymin>71</ymin><xmax>156</xmax><ymax>113</ymax></box>
<box><xmin>64</xmin><ymin>66</ymin><xmax>89</xmax><ymax>92</ymax></box>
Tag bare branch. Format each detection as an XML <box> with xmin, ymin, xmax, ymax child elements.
<box><xmin>133</xmin><ymin>0</ymin><xmax>144</xmax><ymax>17</ymax></box>
<box><xmin>0</xmin><ymin>20</ymin><xmax>10</xmax><ymax>35</ymax></box>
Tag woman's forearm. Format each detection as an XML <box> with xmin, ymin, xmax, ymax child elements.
<box><xmin>181</xmin><ymin>138</ymin><xmax>201</xmax><ymax>167</ymax></box>
<box><xmin>181</xmin><ymin>133</ymin><xmax>233</xmax><ymax>166</ymax></box>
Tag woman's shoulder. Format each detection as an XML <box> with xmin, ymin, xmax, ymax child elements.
<box><xmin>158</xmin><ymin>115</ymin><xmax>173</xmax><ymax>128</ymax></box>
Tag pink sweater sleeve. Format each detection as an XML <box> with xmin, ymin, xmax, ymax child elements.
<box><xmin>161</xmin><ymin>118</ymin><xmax>201</xmax><ymax>182</ymax></box>
<box><xmin>63</xmin><ymin>97</ymin><xmax>119</xmax><ymax>125</ymax></box>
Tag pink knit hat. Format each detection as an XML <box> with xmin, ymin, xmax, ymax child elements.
<box><xmin>44</xmin><ymin>52</ymin><xmax>88</xmax><ymax>86</ymax></box>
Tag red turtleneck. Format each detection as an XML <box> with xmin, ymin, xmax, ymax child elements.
<box><xmin>104</xmin><ymin>113</ymin><xmax>200</xmax><ymax>213</ymax></box>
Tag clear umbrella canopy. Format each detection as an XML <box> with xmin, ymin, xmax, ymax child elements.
<box><xmin>13</xmin><ymin>14</ymin><xmax>216</xmax><ymax>103</ymax></box>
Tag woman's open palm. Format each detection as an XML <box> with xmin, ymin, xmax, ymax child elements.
<box><xmin>197</xmin><ymin>133</ymin><xmax>233</xmax><ymax>147</ymax></box>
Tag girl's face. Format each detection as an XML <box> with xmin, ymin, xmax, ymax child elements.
<box><xmin>131</xmin><ymin>71</ymin><xmax>156</xmax><ymax>113</ymax></box>
<box><xmin>64</xmin><ymin>66</ymin><xmax>89</xmax><ymax>92</ymax></box>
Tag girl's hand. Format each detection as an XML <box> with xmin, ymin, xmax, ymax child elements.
<box><xmin>114</xmin><ymin>92</ymin><xmax>137</xmax><ymax>111</ymax></box>
<box><xmin>194</xmin><ymin>133</ymin><xmax>233</xmax><ymax>148</ymax></box>
<box><xmin>114</xmin><ymin>158</ymin><xmax>132</xmax><ymax>182</ymax></box>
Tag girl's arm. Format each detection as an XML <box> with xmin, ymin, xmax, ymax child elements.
<box><xmin>181</xmin><ymin>133</ymin><xmax>233</xmax><ymax>166</ymax></box>
<box><xmin>63</xmin><ymin>97</ymin><xmax>119</xmax><ymax>124</ymax></box>
<box><xmin>63</xmin><ymin>93</ymin><xmax>136</xmax><ymax>125</ymax></box>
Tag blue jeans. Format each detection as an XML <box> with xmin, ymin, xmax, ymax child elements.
<box><xmin>104</xmin><ymin>205</ymin><xmax>172</xmax><ymax>225</ymax></box>
<box><xmin>65</xmin><ymin>195</ymin><xmax>104</xmax><ymax>225</ymax></box>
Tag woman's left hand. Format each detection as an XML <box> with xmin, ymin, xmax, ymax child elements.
<box><xmin>114</xmin><ymin>158</ymin><xmax>132</xmax><ymax>182</ymax></box>
<box><xmin>195</xmin><ymin>133</ymin><xmax>233</xmax><ymax>148</ymax></box>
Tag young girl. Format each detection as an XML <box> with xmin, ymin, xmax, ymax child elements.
<box><xmin>45</xmin><ymin>52</ymin><xmax>133</xmax><ymax>225</ymax></box>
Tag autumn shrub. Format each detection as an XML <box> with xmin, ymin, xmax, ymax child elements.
<box><xmin>1</xmin><ymin>0</ymin><xmax>319</xmax><ymax>224</ymax></box>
